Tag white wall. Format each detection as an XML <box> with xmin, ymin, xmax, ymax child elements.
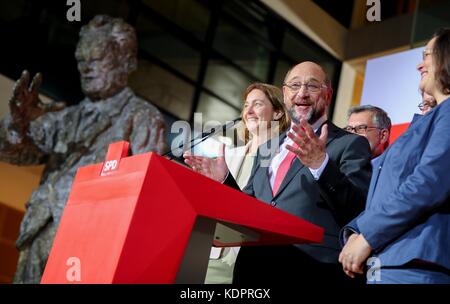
<box><xmin>361</xmin><ymin>47</ymin><xmax>425</xmax><ymax>125</ymax></box>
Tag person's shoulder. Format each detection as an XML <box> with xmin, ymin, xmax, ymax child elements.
<box><xmin>424</xmin><ymin>98</ymin><xmax>450</xmax><ymax>124</ymax></box>
<box><xmin>436</xmin><ymin>97</ymin><xmax>450</xmax><ymax>113</ymax></box>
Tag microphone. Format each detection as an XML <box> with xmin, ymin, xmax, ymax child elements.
<box><xmin>163</xmin><ymin>117</ymin><xmax>242</xmax><ymax>160</ymax></box>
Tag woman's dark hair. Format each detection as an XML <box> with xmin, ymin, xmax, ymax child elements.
<box><xmin>432</xmin><ymin>28</ymin><xmax>450</xmax><ymax>95</ymax></box>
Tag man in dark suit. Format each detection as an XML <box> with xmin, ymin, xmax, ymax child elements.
<box><xmin>185</xmin><ymin>61</ymin><xmax>372</xmax><ymax>284</ymax></box>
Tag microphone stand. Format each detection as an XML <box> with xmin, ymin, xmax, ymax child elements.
<box><xmin>162</xmin><ymin>117</ymin><xmax>241</xmax><ymax>160</ymax></box>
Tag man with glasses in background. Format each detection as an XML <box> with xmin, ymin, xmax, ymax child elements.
<box><xmin>345</xmin><ymin>105</ymin><xmax>391</xmax><ymax>162</ymax></box>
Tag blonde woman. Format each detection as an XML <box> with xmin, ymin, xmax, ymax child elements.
<box><xmin>201</xmin><ymin>82</ymin><xmax>290</xmax><ymax>284</ymax></box>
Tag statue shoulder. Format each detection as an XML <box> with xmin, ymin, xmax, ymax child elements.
<box><xmin>128</xmin><ymin>94</ymin><xmax>165</xmax><ymax>122</ymax></box>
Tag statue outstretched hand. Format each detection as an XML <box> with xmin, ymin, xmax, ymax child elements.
<box><xmin>8</xmin><ymin>70</ymin><xmax>65</xmax><ymax>140</ymax></box>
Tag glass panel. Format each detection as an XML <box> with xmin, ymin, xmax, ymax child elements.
<box><xmin>321</xmin><ymin>61</ymin><xmax>338</xmax><ymax>85</ymax></box>
<box><xmin>213</xmin><ymin>18</ymin><xmax>270</xmax><ymax>80</ymax></box>
<box><xmin>196</xmin><ymin>92</ymin><xmax>240</xmax><ymax>124</ymax></box>
<box><xmin>129</xmin><ymin>59</ymin><xmax>194</xmax><ymax>120</ymax></box>
<box><xmin>281</xmin><ymin>30</ymin><xmax>339</xmax><ymax>88</ymax></box>
<box><xmin>412</xmin><ymin>0</ymin><xmax>450</xmax><ymax>45</ymax></box>
<box><xmin>204</xmin><ymin>61</ymin><xmax>253</xmax><ymax>108</ymax></box>
<box><xmin>282</xmin><ymin>30</ymin><xmax>327</xmax><ymax>63</ymax></box>
<box><xmin>136</xmin><ymin>15</ymin><xmax>201</xmax><ymax>80</ymax></box>
<box><xmin>221</xmin><ymin>0</ymin><xmax>272</xmax><ymax>41</ymax></box>
<box><xmin>142</xmin><ymin>0</ymin><xmax>209</xmax><ymax>41</ymax></box>
<box><xmin>274</xmin><ymin>59</ymin><xmax>292</xmax><ymax>87</ymax></box>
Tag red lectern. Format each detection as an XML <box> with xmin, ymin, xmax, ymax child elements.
<box><xmin>41</xmin><ymin>141</ymin><xmax>324</xmax><ymax>284</ymax></box>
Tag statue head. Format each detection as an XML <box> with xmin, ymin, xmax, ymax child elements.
<box><xmin>75</xmin><ymin>15</ymin><xmax>138</xmax><ymax>100</ymax></box>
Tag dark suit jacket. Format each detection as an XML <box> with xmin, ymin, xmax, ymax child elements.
<box><xmin>225</xmin><ymin>121</ymin><xmax>372</xmax><ymax>264</ymax></box>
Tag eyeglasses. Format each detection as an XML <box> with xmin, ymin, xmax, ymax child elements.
<box><xmin>283</xmin><ymin>81</ymin><xmax>327</xmax><ymax>93</ymax></box>
<box><xmin>422</xmin><ymin>49</ymin><xmax>433</xmax><ymax>60</ymax></box>
<box><xmin>344</xmin><ymin>125</ymin><xmax>381</xmax><ymax>135</ymax></box>
<box><xmin>418</xmin><ymin>99</ymin><xmax>437</xmax><ymax>112</ymax></box>
<box><xmin>418</xmin><ymin>102</ymin><xmax>437</xmax><ymax>112</ymax></box>
<box><xmin>418</xmin><ymin>102</ymin><xmax>430</xmax><ymax>111</ymax></box>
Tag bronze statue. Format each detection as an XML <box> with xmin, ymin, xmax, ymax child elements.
<box><xmin>0</xmin><ymin>15</ymin><xmax>166</xmax><ymax>283</ymax></box>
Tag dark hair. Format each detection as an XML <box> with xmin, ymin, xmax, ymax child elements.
<box><xmin>348</xmin><ymin>105</ymin><xmax>392</xmax><ymax>132</ymax></box>
<box><xmin>432</xmin><ymin>28</ymin><xmax>450</xmax><ymax>95</ymax></box>
<box><xmin>241</xmin><ymin>83</ymin><xmax>290</xmax><ymax>142</ymax></box>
